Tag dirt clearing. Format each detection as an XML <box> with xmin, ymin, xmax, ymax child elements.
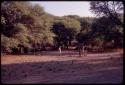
<box><xmin>1</xmin><ymin>51</ymin><xmax>123</xmax><ymax>84</ymax></box>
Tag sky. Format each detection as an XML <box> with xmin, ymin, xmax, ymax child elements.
<box><xmin>30</xmin><ymin>1</ymin><xmax>95</xmax><ymax>17</ymax></box>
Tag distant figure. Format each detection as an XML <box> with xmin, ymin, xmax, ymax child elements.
<box><xmin>84</xmin><ymin>45</ymin><xmax>87</xmax><ymax>56</ymax></box>
<box><xmin>58</xmin><ymin>46</ymin><xmax>62</xmax><ymax>56</ymax></box>
<box><xmin>82</xmin><ymin>45</ymin><xmax>85</xmax><ymax>56</ymax></box>
<box><xmin>78</xmin><ymin>45</ymin><xmax>82</xmax><ymax>57</ymax></box>
<box><xmin>78</xmin><ymin>43</ymin><xmax>87</xmax><ymax>57</ymax></box>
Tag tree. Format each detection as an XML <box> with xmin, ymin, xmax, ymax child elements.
<box><xmin>64</xmin><ymin>15</ymin><xmax>80</xmax><ymax>21</ymax></box>
<box><xmin>1</xmin><ymin>1</ymin><xmax>31</xmax><ymax>53</ymax></box>
<box><xmin>91</xmin><ymin>16</ymin><xmax>123</xmax><ymax>49</ymax></box>
<box><xmin>65</xmin><ymin>16</ymin><xmax>95</xmax><ymax>52</ymax></box>
<box><xmin>13</xmin><ymin>23</ymin><xmax>31</xmax><ymax>53</ymax></box>
<box><xmin>76</xmin><ymin>17</ymin><xmax>94</xmax><ymax>46</ymax></box>
<box><xmin>28</xmin><ymin>4</ymin><xmax>55</xmax><ymax>51</ymax></box>
<box><xmin>52</xmin><ymin>17</ymin><xmax>81</xmax><ymax>49</ymax></box>
<box><xmin>1</xmin><ymin>35</ymin><xmax>19</xmax><ymax>54</ymax></box>
<box><xmin>1</xmin><ymin>1</ymin><xmax>56</xmax><ymax>54</ymax></box>
<box><xmin>90</xmin><ymin>1</ymin><xmax>123</xmax><ymax>26</ymax></box>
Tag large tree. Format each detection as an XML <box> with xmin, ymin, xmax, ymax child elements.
<box><xmin>1</xmin><ymin>1</ymin><xmax>56</xmax><ymax>54</ymax></box>
<box><xmin>52</xmin><ymin>17</ymin><xmax>81</xmax><ymax>49</ymax></box>
<box><xmin>1</xmin><ymin>1</ymin><xmax>31</xmax><ymax>54</ymax></box>
<box><xmin>91</xmin><ymin>16</ymin><xmax>123</xmax><ymax>48</ymax></box>
<box><xmin>90</xmin><ymin>1</ymin><xmax>123</xmax><ymax>26</ymax></box>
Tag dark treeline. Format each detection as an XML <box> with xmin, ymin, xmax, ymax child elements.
<box><xmin>1</xmin><ymin>1</ymin><xmax>123</xmax><ymax>54</ymax></box>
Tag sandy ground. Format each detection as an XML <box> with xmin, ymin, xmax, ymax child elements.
<box><xmin>1</xmin><ymin>51</ymin><xmax>123</xmax><ymax>84</ymax></box>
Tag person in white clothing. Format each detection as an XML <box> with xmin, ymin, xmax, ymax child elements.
<box><xmin>58</xmin><ymin>46</ymin><xmax>62</xmax><ymax>56</ymax></box>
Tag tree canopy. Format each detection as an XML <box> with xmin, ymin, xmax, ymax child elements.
<box><xmin>1</xmin><ymin>1</ymin><xmax>56</xmax><ymax>53</ymax></box>
<box><xmin>52</xmin><ymin>17</ymin><xmax>81</xmax><ymax>48</ymax></box>
<box><xmin>1</xmin><ymin>1</ymin><xmax>123</xmax><ymax>54</ymax></box>
<box><xmin>90</xmin><ymin>1</ymin><xmax>123</xmax><ymax>26</ymax></box>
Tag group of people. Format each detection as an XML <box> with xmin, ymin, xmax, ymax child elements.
<box><xmin>58</xmin><ymin>45</ymin><xmax>87</xmax><ymax>57</ymax></box>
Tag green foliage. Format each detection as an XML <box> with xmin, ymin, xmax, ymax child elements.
<box><xmin>1</xmin><ymin>1</ymin><xmax>56</xmax><ymax>53</ymax></box>
<box><xmin>1</xmin><ymin>35</ymin><xmax>19</xmax><ymax>53</ymax></box>
<box><xmin>90</xmin><ymin>1</ymin><xmax>123</xmax><ymax>26</ymax></box>
<box><xmin>52</xmin><ymin>17</ymin><xmax>81</xmax><ymax>48</ymax></box>
<box><xmin>62</xmin><ymin>17</ymin><xmax>81</xmax><ymax>32</ymax></box>
<box><xmin>1</xmin><ymin>1</ymin><xmax>123</xmax><ymax>54</ymax></box>
<box><xmin>91</xmin><ymin>16</ymin><xmax>123</xmax><ymax>48</ymax></box>
<box><xmin>76</xmin><ymin>31</ymin><xmax>88</xmax><ymax>44</ymax></box>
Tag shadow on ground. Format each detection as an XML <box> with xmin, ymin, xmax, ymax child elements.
<box><xmin>1</xmin><ymin>56</ymin><xmax>123</xmax><ymax>84</ymax></box>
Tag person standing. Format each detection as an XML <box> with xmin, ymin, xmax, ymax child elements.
<box><xmin>58</xmin><ymin>46</ymin><xmax>62</xmax><ymax>56</ymax></box>
<box><xmin>83</xmin><ymin>45</ymin><xmax>87</xmax><ymax>56</ymax></box>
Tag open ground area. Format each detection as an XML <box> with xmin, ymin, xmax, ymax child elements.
<box><xmin>1</xmin><ymin>51</ymin><xmax>123</xmax><ymax>84</ymax></box>
<box><xmin>1</xmin><ymin>1</ymin><xmax>123</xmax><ymax>84</ymax></box>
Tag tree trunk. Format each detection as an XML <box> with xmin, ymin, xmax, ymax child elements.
<box><xmin>20</xmin><ymin>47</ymin><xmax>24</xmax><ymax>54</ymax></box>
